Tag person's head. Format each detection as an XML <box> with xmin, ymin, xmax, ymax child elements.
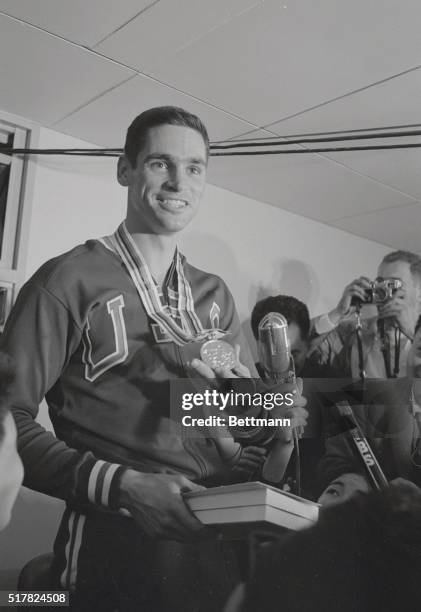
<box><xmin>117</xmin><ymin>106</ymin><xmax>209</xmax><ymax>236</ymax></box>
<box><xmin>376</xmin><ymin>250</ymin><xmax>421</xmax><ymax>315</ymax></box>
<box><xmin>251</xmin><ymin>295</ymin><xmax>310</xmax><ymax>374</ymax></box>
<box><xmin>239</xmin><ymin>482</ymin><xmax>421</xmax><ymax>612</ymax></box>
<box><xmin>0</xmin><ymin>352</ymin><xmax>23</xmax><ymax>531</ymax></box>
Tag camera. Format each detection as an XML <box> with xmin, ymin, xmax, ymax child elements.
<box><xmin>352</xmin><ymin>279</ymin><xmax>402</xmax><ymax>306</ymax></box>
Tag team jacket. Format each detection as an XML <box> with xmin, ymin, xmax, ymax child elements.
<box><xmin>1</xmin><ymin>239</ymin><xmax>265</xmax><ymax>514</ymax></box>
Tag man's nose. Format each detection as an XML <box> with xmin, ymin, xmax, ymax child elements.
<box><xmin>164</xmin><ymin>165</ymin><xmax>185</xmax><ymax>191</ymax></box>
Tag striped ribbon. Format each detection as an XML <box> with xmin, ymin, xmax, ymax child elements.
<box><xmin>108</xmin><ymin>222</ymin><xmax>223</xmax><ymax>346</ymax></box>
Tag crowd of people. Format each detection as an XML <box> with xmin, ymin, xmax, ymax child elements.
<box><xmin>1</xmin><ymin>106</ymin><xmax>420</xmax><ymax>611</ymax></box>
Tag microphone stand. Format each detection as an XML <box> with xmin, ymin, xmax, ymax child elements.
<box><xmin>261</xmin><ymin>365</ymin><xmax>302</xmax><ymax>495</ymax></box>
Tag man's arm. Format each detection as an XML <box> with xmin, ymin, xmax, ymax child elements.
<box><xmin>2</xmin><ymin>277</ymin><xmax>208</xmax><ymax>538</ymax></box>
<box><xmin>311</xmin><ymin>276</ymin><xmax>372</xmax><ymax>336</ymax></box>
<box><xmin>1</xmin><ymin>279</ymin><xmax>127</xmax><ymax>511</ymax></box>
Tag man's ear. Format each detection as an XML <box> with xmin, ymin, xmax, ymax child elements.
<box><xmin>117</xmin><ymin>155</ymin><xmax>132</xmax><ymax>186</ymax></box>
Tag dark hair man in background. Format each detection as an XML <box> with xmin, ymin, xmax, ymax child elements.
<box><xmin>0</xmin><ymin>352</ymin><xmax>23</xmax><ymax>531</ymax></box>
<box><xmin>0</xmin><ymin>106</ymin><xmax>306</xmax><ymax>611</ymax></box>
<box><xmin>251</xmin><ymin>294</ymin><xmax>338</xmax><ymax>378</ymax></box>
<box><xmin>310</xmin><ymin>251</ymin><xmax>421</xmax><ymax>379</ymax></box>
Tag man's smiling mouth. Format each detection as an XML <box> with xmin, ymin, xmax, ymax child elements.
<box><xmin>157</xmin><ymin>197</ymin><xmax>188</xmax><ymax>209</ymax></box>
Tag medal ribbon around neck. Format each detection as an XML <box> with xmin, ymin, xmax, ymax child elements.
<box><xmin>110</xmin><ymin>222</ymin><xmax>225</xmax><ymax>346</ymax></box>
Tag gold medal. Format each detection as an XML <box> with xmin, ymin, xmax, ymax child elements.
<box><xmin>200</xmin><ymin>339</ymin><xmax>237</xmax><ymax>369</ymax></box>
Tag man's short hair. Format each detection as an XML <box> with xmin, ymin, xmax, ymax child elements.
<box><xmin>381</xmin><ymin>250</ymin><xmax>421</xmax><ymax>285</ymax></box>
<box><xmin>124</xmin><ymin>106</ymin><xmax>210</xmax><ymax>167</ymax></box>
<box><xmin>0</xmin><ymin>352</ymin><xmax>14</xmax><ymax>443</ymax></box>
<box><xmin>250</xmin><ymin>295</ymin><xmax>310</xmax><ymax>341</ymax></box>
<box><xmin>245</xmin><ymin>482</ymin><xmax>421</xmax><ymax>612</ymax></box>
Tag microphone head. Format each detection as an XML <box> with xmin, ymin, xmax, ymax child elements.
<box><xmin>257</xmin><ymin>312</ymin><xmax>291</xmax><ymax>376</ymax></box>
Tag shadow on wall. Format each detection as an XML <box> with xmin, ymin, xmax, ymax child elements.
<box><xmin>180</xmin><ymin>231</ymin><xmax>241</xmax><ymax>285</ymax></box>
<box><xmin>180</xmin><ymin>231</ymin><xmax>257</xmax><ymax>329</ymax></box>
<box><xmin>0</xmin><ymin>488</ymin><xmax>63</xmax><ymax>589</ymax></box>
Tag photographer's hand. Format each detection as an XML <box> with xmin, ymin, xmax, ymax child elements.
<box><xmin>328</xmin><ymin>277</ymin><xmax>372</xmax><ymax>324</ymax></box>
<box><xmin>377</xmin><ymin>291</ymin><xmax>417</xmax><ymax>339</ymax></box>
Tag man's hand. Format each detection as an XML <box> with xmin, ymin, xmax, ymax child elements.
<box><xmin>231</xmin><ymin>445</ymin><xmax>267</xmax><ymax>473</ymax></box>
<box><xmin>377</xmin><ymin>290</ymin><xmax>417</xmax><ymax>339</ymax></box>
<box><xmin>118</xmin><ymin>471</ymin><xmax>210</xmax><ymax>541</ymax></box>
<box><xmin>328</xmin><ymin>277</ymin><xmax>372</xmax><ymax>324</ymax></box>
<box><xmin>318</xmin><ymin>473</ymin><xmax>370</xmax><ymax>507</ymax></box>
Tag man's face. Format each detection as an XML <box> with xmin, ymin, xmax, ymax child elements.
<box><xmin>119</xmin><ymin>124</ymin><xmax>207</xmax><ymax>235</ymax></box>
<box><xmin>288</xmin><ymin>322</ymin><xmax>308</xmax><ymax>375</ymax></box>
<box><xmin>376</xmin><ymin>260</ymin><xmax>420</xmax><ymax>313</ymax></box>
<box><xmin>0</xmin><ymin>412</ymin><xmax>23</xmax><ymax>530</ymax></box>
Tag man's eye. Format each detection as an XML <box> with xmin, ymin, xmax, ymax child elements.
<box><xmin>150</xmin><ymin>160</ymin><xmax>168</xmax><ymax>170</ymax></box>
<box><xmin>188</xmin><ymin>165</ymin><xmax>202</xmax><ymax>175</ymax></box>
<box><xmin>325</xmin><ymin>487</ymin><xmax>340</xmax><ymax>497</ymax></box>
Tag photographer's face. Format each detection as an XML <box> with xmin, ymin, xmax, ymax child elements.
<box><xmin>376</xmin><ymin>261</ymin><xmax>420</xmax><ymax>313</ymax></box>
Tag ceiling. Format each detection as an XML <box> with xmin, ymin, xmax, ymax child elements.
<box><xmin>0</xmin><ymin>0</ymin><xmax>420</xmax><ymax>252</ymax></box>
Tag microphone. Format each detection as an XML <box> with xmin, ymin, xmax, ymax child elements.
<box><xmin>258</xmin><ymin>313</ymin><xmax>295</xmax><ymax>384</ymax></box>
<box><xmin>336</xmin><ymin>400</ymin><xmax>388</xmax><ymax>490</ymax></box>
<box><xmin>258</xmin><ymin>313</ymin><xmax>301</xmax><ymax>488</ymax></box>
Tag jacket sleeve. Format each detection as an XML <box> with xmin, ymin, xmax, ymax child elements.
<box><xmin>0</xmin><ymin>278</ymin><xmax>126</xmax><ymax>510</ymax></box>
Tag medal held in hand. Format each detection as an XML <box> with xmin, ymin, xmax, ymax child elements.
<box><xmin>200</xmin><ymin>335</ymin><xmax>237</xmax><ymax>370</ymax></box>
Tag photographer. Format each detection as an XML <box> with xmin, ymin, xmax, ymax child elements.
<box><xmin>317</xmin><ymin>316</ymin><xmax>421</xmax><ymax>508</ymax></box>
<box><xmin>309</xmin><ymin>251</ymin><xmax>421</xmax><ymax>379</ymax></box>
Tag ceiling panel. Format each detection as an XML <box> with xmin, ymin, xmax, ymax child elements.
<box><xmin>268</xmin><ymin>68</ymin><xmax>421</xmax><ymax>135</ymax></box>
<box><xmin>137</xmin><ymin>0</ymin><xmax>421</xmax><ymax>127</ymax></box>
<box><xmin>207</xmin><ymin>151</ymin><xmax>415</xmax><ymax>222</ymax></box>
<box><xmin>96</xmin><ymin>0</ymin><xmax>260</xmax><ymax>68</ymax></box>
<box><xmin>331</xmin><ymin>203</ymin><xmax>421</xmax><ymax>254</ymax></box>
<box><xmin>0</xmin><ymin>16</ymin><xmax>135</xmax><ymax>124</ymax></box>
<box><xmin>323</xmin><ymin>146</ymin><xmax>421</xmax><ymax>201</ymax></box>
<box><xmin>0</xmin><ymin>0</ymin><xmax>153</xmax><ymax>46</ymax></box>
<box><xmin>222</xmin><ymin>128</ymin><xmax>279</xmax><ymax>142</ymax></box>
<box><xmin>55</xmin><ymin>75</ymin><xmax>258</xmax><ymax>146</ymax></box>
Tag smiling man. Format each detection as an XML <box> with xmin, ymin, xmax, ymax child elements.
<box><xmin>0</xmin><ymin>107</ymin><xmax>306</xmax><ymax>611</ymax></box>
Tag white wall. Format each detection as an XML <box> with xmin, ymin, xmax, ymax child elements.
<box><xmin>0</xmin><ymin>127</ymin><xmax>389</xmax><ymax>585</ymax></box>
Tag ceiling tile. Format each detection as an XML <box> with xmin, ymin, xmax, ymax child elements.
<box><xmin>323</xmin><ymin>145</ymin><xmax>421</xmax><ymax>201</ymax></box>
<box><xmin>268</xmin><ymin>68</ymin><xmax>421</xmax><ymax>135</ymax></box>
<box><xmin>214</xmin><ymin>128</ymin><xmax>280</xmax><ymax>143</ymax></box>
<box><xmin>331</xmin><ymin>203</ymin><xmax>421</xmax><ymax>254</ymax></box>
<box><xmin>138</xmin><ymin>0</ymin><xmax>421</xmax><ymax>127</ymax></box>
<box><xmin>55</xmin><ymin>74</ymin><xmax>257</xmax><ymax>145</ymax></box>
<box><xmin>0</xmin><ymin>0</ymin><xmax>154</xmax><ymax>46</ymax></box>
<box><xmin>207</xmin><ymin>150</ymin><xmax>415</xmax><ymax>221</ymax></box>
<box><xmin>0</xmin><ymin>16</ymin><xmax>135</xmax><ymax>124</ymax></box>
<box><xmin>96</xmin><ymin>0</ymin><xmax>260</xmax><ymax>68</ymax></box>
